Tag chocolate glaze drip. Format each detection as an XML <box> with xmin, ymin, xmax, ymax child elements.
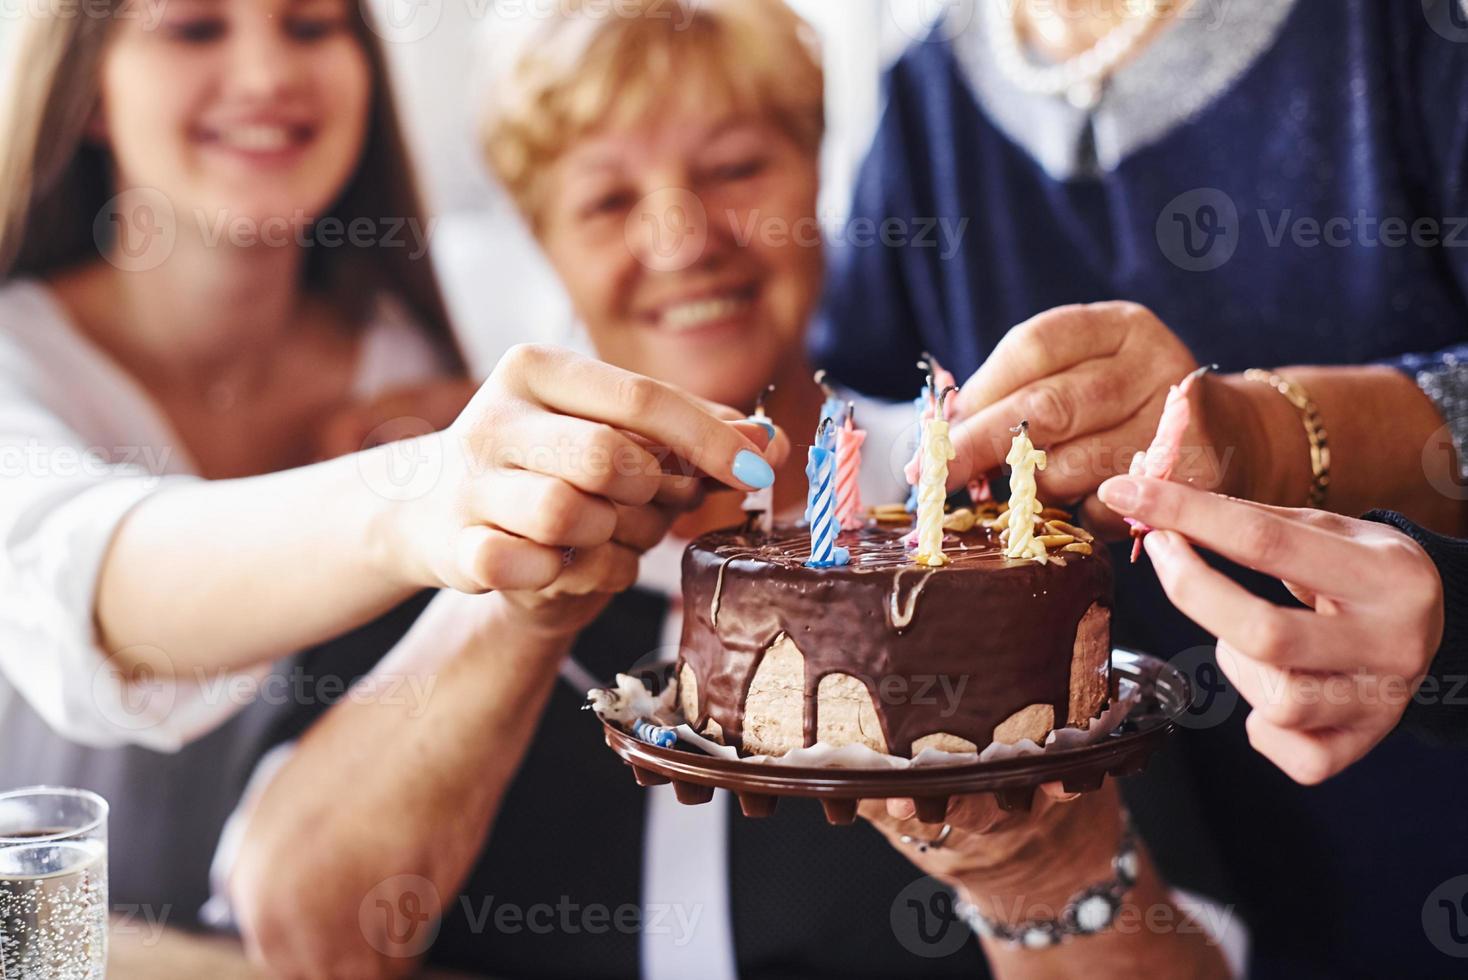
<box><xmin>679</xmin><ymin>524</ymin><xmax>1113</xmax><ymax>757</ymax></box>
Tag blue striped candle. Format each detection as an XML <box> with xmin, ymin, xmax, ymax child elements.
<box><xmin>805</xmin><ymin>420</ymin><xmax>850</xmax><ymax>568</ymax></box>
<box><xmin>814</xmin><ymin>370</ymin><xmax>846</xmax><ymax>450</ymax></box>
<box><xmin>632</xmin><ymin>718</ymin><xmax>677</xmax><ymax>748</ymax></box>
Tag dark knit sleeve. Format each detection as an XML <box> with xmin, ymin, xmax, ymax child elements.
<box><xmin>1364</xmin><ymin>510</ymin><xmax>1468</xmax><ymax>744</ymax></box>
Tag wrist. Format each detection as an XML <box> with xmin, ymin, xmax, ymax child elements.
<box><xmin>1211</xmin><ymin>371</ymin><xmax>1311</xmax><ymax>505</ymax></box>
<box><xmin>357</xmin><ymin>436</ymin><xmax>445</xmax><ymax>591</ymax></box>
<box><xmin>952</xmin><ymin>791</ymin><xmax>1122</xmax><ymax>918</ymax></box>
<box><xmin>484</xmin><ymin>590</ymin><xmax>587</xmax><ymax>651</ymax></box>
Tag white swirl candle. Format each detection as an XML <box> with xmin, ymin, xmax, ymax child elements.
<box><xmin>913</xmin><ymin>400</ymin><xmax>957</xmax><ymax>567</ymax></box>
<box><xmin>1004</xmin><ymin>420</ymin><xmax>1049</xmax><ymax>562</ymax></box>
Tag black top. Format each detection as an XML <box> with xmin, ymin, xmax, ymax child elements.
<box><xmin>1365</xmin><ymin>511</ymin><xmax>1468</xmax><ymax>745</ymax></box>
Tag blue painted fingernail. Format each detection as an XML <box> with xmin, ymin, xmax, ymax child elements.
<box><xmin>732</xmin><ymin>449</ymin><xmax>774</xmax><ymax>489</ymax></box>
<box><xmin>747</xmin><ymin>416</ymin><xmax>776</xmax><ymax>439</ymax></box>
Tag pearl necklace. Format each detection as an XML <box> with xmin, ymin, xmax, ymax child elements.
<box><xmin>984</xmin><ymin>0</ymin><xmax>1168</xmax><ymax>110</ymax></box>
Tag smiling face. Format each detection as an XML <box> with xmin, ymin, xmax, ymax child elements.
<box><xmin>535</xmin><ymin>107</ymin><xmax>823</xmax><ymax>410</ymax></box>
<box><xmin>96</xmin><ymin>0</ymin><xmax>372</xmax><ymax>231</ymax></box>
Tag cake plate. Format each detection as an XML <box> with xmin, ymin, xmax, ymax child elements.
<box><xmin>599</xmin><ymin>649</ymin><xmax>1187</xmax><ymax>825</ymax></box>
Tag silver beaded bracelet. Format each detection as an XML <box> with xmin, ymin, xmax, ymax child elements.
<box><xmin>952</xmin><ymin>812</ymin><xmax>1138</xmax><ymax>949</ymax></box>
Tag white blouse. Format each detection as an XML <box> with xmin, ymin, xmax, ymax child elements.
<box><xmin>0</xmin><ymin>278</ymin><xmax>450</xmax><ymax>752</ymax></box>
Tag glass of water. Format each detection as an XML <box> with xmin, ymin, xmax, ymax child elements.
<box><xmin>0</xmin><ymin>787</ymin><xmax>109</xmax><ymax>979</ymax></box>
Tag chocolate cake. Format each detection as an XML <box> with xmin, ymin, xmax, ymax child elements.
<box><xmin>676</xmin><ymin>521</ymin><xmax>1113</xmax><ymax>758</ymax></box>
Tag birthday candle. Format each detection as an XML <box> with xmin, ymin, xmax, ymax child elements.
<box><xmin>814</xmin><ymin>371</ymin><xmax>845</xmax><ymax>450</ymax></box>
<box><xmin>913</xmin><ymin>388</ymin><xmax>958</xmax><ymax>567</ymax></box>
<box><xmin>834</xmin><ymin>404</ymin><xmax>866</xmax><ymax>531</ymax></box>
<box><xmin>1004</xmin><ymin>420</ymin><xmax>1049</xmax><ymax>562</ymax></box>
<box><xmin>632</xmin><ymin>718</ymin><xmax>678</xmax><ymax>748</ymax></box>
<box><xmin>742</xmin><ymin>385</ymin><xmax>777</xmax><ymax>534</ymax></box>
<box><xmin>1127</xmin><ymin>365</ymin><xmax>1211</xmax><ymax>561</ymax></box>
<box><xmin>805</xmin><ymin>419</ymin><xmax>849</xmax><ymax>568</ymax></box>
<box><xmin>904</xmin><ymin>354</ymin><xmax>957</xmax><ymax>511</ymax></box>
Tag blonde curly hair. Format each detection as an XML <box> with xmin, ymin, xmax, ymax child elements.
<box><xmin>480</xmin><ymin>0</ymin><xmax>824</xmax><ymax>227</ymax></box>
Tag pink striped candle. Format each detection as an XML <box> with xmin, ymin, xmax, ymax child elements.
<box><xmin>834</xmin><ymin>404</ymin><xmax>866</xmax><ymax>531</ymax></box>
<box><xmin>1127</xmin><ymin>365</ymin><xmax>1211</xmax><ymax>561</ymax></box>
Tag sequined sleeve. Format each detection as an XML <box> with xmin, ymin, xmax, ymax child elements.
<box><xmin>1390</xmin><ymin>346</ymin><xmax>1468</xmax><ymax>481</ymax></box>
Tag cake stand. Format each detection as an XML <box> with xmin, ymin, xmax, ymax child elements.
<box><xmin>599</xmin><ymin>649</ymin><xmax>1187</xmax><ymax>825</ymax></box>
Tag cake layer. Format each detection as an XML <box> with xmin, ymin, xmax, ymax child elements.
<box><xmin>677</xmin><ymin>523</ymin><xmax>1112</xmax><ymax>757</ymax></box>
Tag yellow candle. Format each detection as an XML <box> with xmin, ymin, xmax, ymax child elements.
<box><xmin>914</xmin><ymin>415</ymin><xmax>955</xmax><ymax>567</ymax></box>
<box><xmin>1004</xmin><ymin>421</ymin><xmax>1049</xmax><ymax>562</ymax></box>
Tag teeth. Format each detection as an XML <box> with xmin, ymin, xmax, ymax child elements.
<box><xmin>217</xmin><ymin>124</ymin><xmax>293</xmax><ymax>152</ymax></box>
<box><xmin>659</xmin><ymin>295</ymin><xmax>750</xmax><ymax>331</ymax></box>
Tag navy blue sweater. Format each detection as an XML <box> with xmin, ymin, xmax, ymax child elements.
<box><xmin>813</xmin><ymin>2</ymin><xmax>1468</xmax><ymax>975</ymax></box>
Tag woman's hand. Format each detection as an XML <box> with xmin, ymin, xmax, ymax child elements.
<box><xmin>862</xmin><ymin>782</ymin><xmax>1230</xmax><ymax>976</ymax></box>
<box><xmin>374</xmin><ymin>344</ymin><xmax>785</xmax><ymax>601</ymax></box>
<box><xmin>945</xmin><ymin>302</ymin><xmax>1268</xmax><ymax>536</ymax></box>
<box><xmin>859</xmin><ymin>783</ymin><xmax>1099</xmax><ymax>899</ymax></box>
<box><xmin>1099</xmin><ymin>475</ymin><xmax>1445</xmax><ymax>784</ymax></box>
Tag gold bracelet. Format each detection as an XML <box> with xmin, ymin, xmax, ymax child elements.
<box><xmin>1243</xmin><ymin>369</ymin><xmax>1331</xmax><ymax>509</ymax></box>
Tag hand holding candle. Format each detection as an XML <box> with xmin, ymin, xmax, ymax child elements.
<box><xmin>742</xmin><ymin>385</ymin><xmax>777</xmax><ymax>534</ymax></box>
<box><xmin>1127</xmin><ymin>365</ymin><xmax>1211</xmax><ymax>561</ymax></box>
<box><xmin>1004</xmin><ymin>420</ymin><xmax>1049</xmax><ymax>562</ymax></box>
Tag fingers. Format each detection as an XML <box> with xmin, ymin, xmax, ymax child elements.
<box><xmin>652</xmin><ymin>473</ymin><xmax>705</xmax><ymax>511</ymax></box>
<box><xmin>451</xmin><ymin>526</ymin><xmax>564</xmax><ymax>593</ymax></box>
<box><xmin>553</xmin><ymin>542</ymin><xmax>642</xmax><ymax>596</ymax></box>
<box><xmin>1141</xmin><ymin>531</ymin><xmax>1350</xmax><ymax>672</ymax></box>
<box><xmin>504</xmin><ymin>345</ymin><xmax>776</xmax><ymax>491</ymax></box>
<box><xmin>475</xmin><ymin>470</ymin><xmax>619</xmax><ymax>549</ymax></box>
<box><xmin>954</xmin><ymin>305</ymin><xmax>1126</xmax><ymax>417</ymax></box>
<box><xmin>1215</xmin><ymin>642</ymin><xmax>1370</xmax><ymax>732</ymax></box>
<box><xmin>947</xmin><ymin>364</ymin><xmax>1147</xmax><ymax>489</ymax></box>
<box><xmin>500</xmin><ymin>413</ymin><xmax>667</xmax><ymax>507</ymax></box>
<box><xmin>610</xmin><ymin>502</ymin><xmax>677</xmax><ymax>552</ymax></box>
<box><xmin>1243</xmin><ymin>711</ymin><xmax>1386</xmax><ymax>786</ymax></box>
<box><xmin>1101</xmin><ymin>476</ymin><xmax>1372</xmax><ymax>599</ymax></box>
